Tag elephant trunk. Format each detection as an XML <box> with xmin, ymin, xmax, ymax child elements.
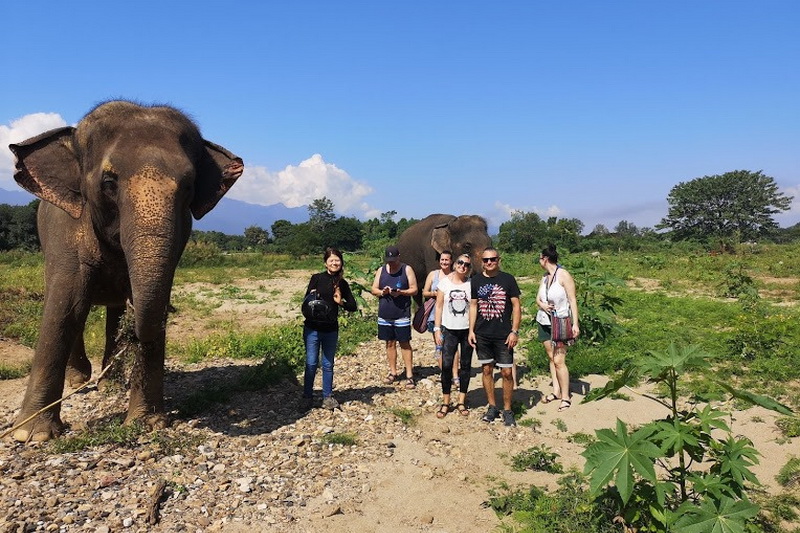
<box><xmin>126</xmin><ymin>234</ymin><xmax>179</xmax><ymax>343</ymax></box>
<box><xmin>119</xmin><ymin>166</ymin><xmax>189</xmax><ymax>343</ymax></box>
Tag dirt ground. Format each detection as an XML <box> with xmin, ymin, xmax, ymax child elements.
<box><xmin>0</xmin><ymin>272</ymin><xmax>797</xmax><ymax>532</ymax></box>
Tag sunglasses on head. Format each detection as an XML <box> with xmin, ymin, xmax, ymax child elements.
<box><xmin>482</xmin><ymin>256</ymin><xmax>499</xmax><ymax>263</ymax></box>
<box><xmin>456</xmin><ymin>259</ymin><xmax>471</xmax><ymax>267</ymax></box>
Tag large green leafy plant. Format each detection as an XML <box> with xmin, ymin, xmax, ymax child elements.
<box><xmin>582</xmin><ymin>343</ymin><xmax>793</xmax><ymax>532</ymax></box>
<box><xmin>563</xmin><ymin>257</ymin><xmax>625</xmax><ymax>345</ymax></box>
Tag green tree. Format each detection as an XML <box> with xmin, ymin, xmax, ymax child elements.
<box><xmin>545</xmin><ymin>216</ymin><xmax>584</xmax><ymax>250</ymax></box>
<box><xmin>327</xmin><ymin>216</ymin><xmax>363</xmax><ymax>251</ymax></box>
<box><xmin>614</xmin><ymin>220</ymin><xmax>639</xmax><ymax>237</ymax></box>
<box><xmin>270</xmin><ymin>219</ymin><xmax>295</xmax><ymax>247</ymax></box>
<box><xmin>379</xmin><ymin>210</ymin><xmax>398</xmax><ymax>240</ymax></box>
<box><xmin>243</xmin><ymin>225</ymin><xmax>270</xmax><ymax>249</ymax></box>
<box><xmin>308</xmin><ymin>196</ymin><xmax>336</xmax><ymax>233</ymax></box>
<box><xmin>658</xmin><ymin>170</ymin><xmax>792</xmax><ymax>243</ymax></box>
<box><xmin>497</xmin><ymin>211</ymin><xmax>546</xmax><ymax>252</ymax></box>
<box><xmin>0</xmin><ymin>200</ymin><xmax>40</xmax><ymax>251</ymax></box>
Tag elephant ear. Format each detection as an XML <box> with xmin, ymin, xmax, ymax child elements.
<box><xmin>191</xmin><ymin>140</ymin><xmax>244</xmax><ymax>220</ymax></box>
<box><xmin>10</xmin><ymin>127</ymin><xmax>84</xmax><ymax>219</ymax></box>
<box><xmin>430</xmin><ymin>217</ymin><xmax>456</xmax><ymax>253</ymax></box>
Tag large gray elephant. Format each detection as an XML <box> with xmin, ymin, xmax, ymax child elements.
<box><xmin>396</xmin><ymin>214</ymin><xmax>493</xmax><ymax>305</ymax></box>
<box><xmin>9</xmin><ymin>101</ymin><xmax>243</xmax><ymax>442</ymax></box>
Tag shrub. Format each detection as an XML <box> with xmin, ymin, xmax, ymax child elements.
<box><xmin>486</xmin><ymin>472</ymin><xmax>618</xmax><ymax>533</ymax></box>
<box><xmin>510</xmin><ymin>445</ymin><xmax>564</xmax><ymax>474</ymax></box>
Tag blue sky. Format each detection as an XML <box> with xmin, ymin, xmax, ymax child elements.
<box><xmin>2</xmin><ymin>1</ymin><xmax>799</xmax><ymax>233</ymax></box>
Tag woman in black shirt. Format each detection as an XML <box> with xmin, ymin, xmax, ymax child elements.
<box><xmin>302</xmin><ymin>247</ymin><xmax>358</xmax><ymax>410</ymax></box>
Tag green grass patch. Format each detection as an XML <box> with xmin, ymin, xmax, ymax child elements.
<box><xmin>551</xmin><ymin>418</ymin><xmax>567</xmax><ymax>432</ymax></box>
<box><xmin>0</xmin><ymin>361</ymin><xmax>31</xmax><ymax>380</ymax></box>
<box><xmin>177</xmin><ymin>323</ymin><xmax>305</xmax><ymax>363</ymax></box>
<box><xmin>49</xmin><ymin>418</ymin><xmax>146</xmax><ymax>453</ymax></box>
<box><xmin>567</xmin><ymin>432</ymin><xmax>596</xmax><ymax>446</ymax></box>
<box><xmin>388</xmin><ymin>407</ymin><xmax>415</xmax><ymax>425</ymax></box>
<box><xmin>321</xmin><ymin>432</ymin><xmax>358</xmax><ymax>446</ymax></box>
<box><xmin>518</xmin><ymin>417</ymin><xmax>541</xmax><ymax>429</ymax></box>
<box><xmin>776</xmin><ymin>417</ymin><xmax>800</xmax><ymax>438</ymax></box>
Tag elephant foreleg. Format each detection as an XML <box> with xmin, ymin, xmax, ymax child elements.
<box><xmin>14</xmin><ymin>288</ymin><xmax>89</xmax><ymax>442</ymax></box>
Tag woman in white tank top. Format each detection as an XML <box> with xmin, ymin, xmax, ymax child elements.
<box><xmin>535</xmin><ymin>244</ymin><xmax>580</xmax><ymax>412</ymax></box>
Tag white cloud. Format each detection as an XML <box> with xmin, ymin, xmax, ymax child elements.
<box><xmin>784</xmin><ymin>184</ymin><xmax>800</xmax><ymax>211</ymax></box>
<box><xmin>0</xmin><ymin>113</ymin><xmax>68</xmax><ymax>188</ymax></box>
<box><xmin>490</xmin><ymin>201</ymin><xmax>562</xmax><ymax>222</ymax></box>
<box><xmin>229</xmin><ymin>154</ymin><xmax>375</xmax><ymax>215</ymax></box>
<box><xmin>776</xmin><ymin>184</ymin><xmax>800</xmax><ymax>227</ymax></box>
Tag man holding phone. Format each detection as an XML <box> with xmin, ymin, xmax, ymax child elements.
<box><xmin>371</xmin><ymin>245</ymin><xmax>418</xmax><ymax>389</ymax></box>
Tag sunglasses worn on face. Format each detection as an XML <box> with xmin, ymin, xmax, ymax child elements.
<box><xmin>456</xmin><ymin>260</ymin><xmax>471</xmax><ymax>267</ymax></box>
<box><xmin>482</xmin><ymin>256</ymin><xmax>499</xmax><ymax>263</ymax></box>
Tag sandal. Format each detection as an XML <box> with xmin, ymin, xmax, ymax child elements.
<box><xmin>541</xmin><ymin>393</ymin><xmax>558</xmax><ymax>404</ymax></box>
<box><xmin>456</xmin><ymin>403</ymin><xmax>470</xmax><ymax>416</ymax></box>
<box><xmin>383</xmin><ymin>373</ymin><xmax>397</xmax><ymax>385</ymax></box>
<box><xmin>405</xmin><ymin>378</ymin><xmax>416</xmax><ymax>390</ymax></box>
<box><xmin>436</xmin><ymin>404</ymin><xmax>450</xmax><ymax>419</ymax></box>
<box><xmin>558</xmin><ymin>399</ymin><xmax>572</xmax><ymax>412</ymax></box>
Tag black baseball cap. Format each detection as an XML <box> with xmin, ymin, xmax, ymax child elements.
<box><xmin>385</xmin><ymin>245</ymin><xmax>400</xmax><ymax>260</ymax></box>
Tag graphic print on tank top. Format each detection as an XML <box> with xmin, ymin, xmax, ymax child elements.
<box><xmin>477</xmin><ymin>283</ymin><xmax>507</xmax><ymax>320</ymax></box>
<box><xmin>448</xmin><ymin>289</ymin><xmax>469</xmax><ymax>316</ymax></box>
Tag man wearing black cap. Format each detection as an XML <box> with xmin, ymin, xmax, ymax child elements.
<box><xmin>371</xmin><ymin>245</ymin><xmax>418</xmax><ymax>389</ymax></box>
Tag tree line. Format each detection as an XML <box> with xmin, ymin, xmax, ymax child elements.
<box><xmin>1</xmin><ymin>170</ymin><xmax>797</xmax><ymax>254</ymax></box>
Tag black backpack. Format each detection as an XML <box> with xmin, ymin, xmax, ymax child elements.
<box><xmin>302</xmin><ymin>290</ymin><xmax>331</xmax><ymax>321</ymax></box>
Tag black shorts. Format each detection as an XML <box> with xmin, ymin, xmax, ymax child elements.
<box><xmin>475</xmin><ymin>336</ymin><xmax>513</xmax><ymax>368</ymax></box>
<box><xmin>378</xmin><ymin>322</ymin><xmax>412</xmax><ymax>342</ymax></box>
<box><xmin>537</xmin><ymin>322</ymin><xmax>551</xmax><ymax>342</ymax></box>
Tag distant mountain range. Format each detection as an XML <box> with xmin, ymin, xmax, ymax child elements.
<box><xmin>0</xmin><ymin>187</ymin><xmax>308</xmax><ymax>236</ymax></box>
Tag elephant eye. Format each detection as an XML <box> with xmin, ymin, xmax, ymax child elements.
<box><xmin>101</xmin><ymin>171</ymin><xmax>118</xmax><ymax>193</ymax></box>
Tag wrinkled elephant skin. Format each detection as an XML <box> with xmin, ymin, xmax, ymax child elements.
<box><xmin>8</xmin><ymin>101</ymin><xmax>243</xmax><ymax>442</ymax></box>
<box><xmin>397</xmin><ymin>214</ymin><xmax>492</xmax><ymax>304</ymax></box>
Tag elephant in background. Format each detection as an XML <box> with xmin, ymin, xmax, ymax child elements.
<box><xmin>396</xmin><ymin>214</ymin><xmax>493</xmax><ymax>305</ymax></box>
<box><xmin>9</xmin><ymin>100</ymin><xmax>243</xmax><ymax>442</ymax></box>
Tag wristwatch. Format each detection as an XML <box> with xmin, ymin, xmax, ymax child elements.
<box><xmin>433</xmin><ymin>327</ymin><xmax>441</xmax><ymax>332</ymax></box>
<box><xmin>510</xmin><ymin>330</ymin><xmax>519</xmax><ymax>335</ymax></box>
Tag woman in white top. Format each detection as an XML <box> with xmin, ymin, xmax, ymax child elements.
<box><xmin>423</xmin><ymin>251</ymin><xmax>459</xmax><ymax>384</ymax></box>
<box><xmin>535</xmin><ymin>244</ymin><xmax>580</xmax><ymax>412</ymax></box>
<box><xmin>432</xmin><ymin>254</ymin><xmax>474</xmax><ymax>418</ymax></box>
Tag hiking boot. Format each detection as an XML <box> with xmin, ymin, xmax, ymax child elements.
<box><xmin>481</xmin><ymin>405</ymin><xmax>500</xmax><ymax>423</ymax></box>
<box><xmin>502</xmin><ymin>410</ymin><xmax>517</xmax><ymax>427</ymax></box>
<box><xmin>322</xmin><ymin>396</ymin><xmax>340</xmax><ymax>410</ymax></box>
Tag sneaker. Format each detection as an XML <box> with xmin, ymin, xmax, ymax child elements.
<box><xmin>322</xmin><ymin>396</ymin><xmax>340</xmax><ymax>410</ymax></box>
<box><xmin>502</xmin><ymin>410</ymin><xmax>516</xmax><ymax>427</ymax></box>
<box><xmin>300</xmin><ymin>396</ymin><xmax>313</xmax><ymax>411</ymax></box>
<box><xmin>481</xmin><ymin>405</ymin><xmax>500</xmax><ymax>423</ymax></box>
